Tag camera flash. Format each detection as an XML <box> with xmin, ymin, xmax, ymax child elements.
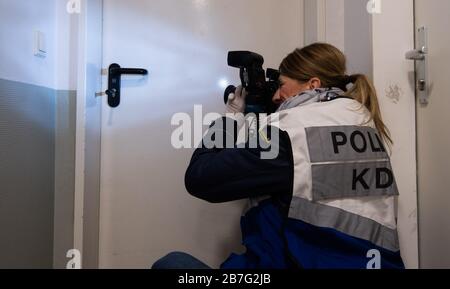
<box><xmin>218</xmin><ymin>78</ymin><xmax>229</xmax><ymax>89</ymax></box>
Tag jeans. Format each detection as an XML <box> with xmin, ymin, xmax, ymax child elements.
<box><xmin>151</xmin><ymin>252</ymin><xmax>212</xmax><ymax>269</ymax></box>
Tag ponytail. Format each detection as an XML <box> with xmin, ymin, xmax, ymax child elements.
<box><xmin>344</xmin><ymin>74</ymin><xmax>393</xmax><ymax>147</ymax></box>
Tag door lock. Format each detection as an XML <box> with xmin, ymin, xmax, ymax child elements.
<box><xmin>105</xmin><ymin>63</ymin><xmax>148</xmax><ymax>108</ymax></box>
<box><xmin>405</xmin><ymin>26</ymin><xmax>429</xmax><ymax>105</ymax></box>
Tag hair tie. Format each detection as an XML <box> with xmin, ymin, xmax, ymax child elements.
<box><xmin>347</xmin><ymin>74</ymin><xmax>359</xmax><ymax>84</ymax></box>
<box><xmin>343</xmin><ymin>75</ymin><xmax>351</xmax><ymax>84</ymax></box>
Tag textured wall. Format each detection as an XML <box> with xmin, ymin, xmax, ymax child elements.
<box><xmin>0</xmin><ymin>79</ymin><xmax>55</xmax><ymax>268</ymax></box>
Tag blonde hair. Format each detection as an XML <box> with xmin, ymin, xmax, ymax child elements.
<box><xmin>279</xmin><ymin>42</ymin><xmax>393</xmax><ymax>146</ymax></box>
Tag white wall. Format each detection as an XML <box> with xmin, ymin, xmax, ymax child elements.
<box><xmin>0</xmin><ymin>0</ymin><xmax>78</xmax><ymax>90</ymax></box>
<box><xmin>325</xmin><ymin>0</ymin><xmax>345</xmax><ymax>52</ymax></box>
<box><xmin>0</xmin><ymin>0</ymin><xmax>56</xmax><ymax>88</ymax></box>
<box><xmin>304</xmin><ymin>0</ymin><xmax>321</xmax><ymax>45</ymax></box>
<box><xmin>344</xmin><ymin>0</ymin><xmax>373</xmax><ymax>78</ymax></box>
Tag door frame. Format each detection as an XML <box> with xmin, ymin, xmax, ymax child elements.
<box><xmin>74</xmin><ymin>0</ymin><xmax>103</xmax><ymax>269</ymax></box>
<box><xmin>75</xmin><ymin>0</ymin><xmax>419</xmax><ymax>269</ymax></box>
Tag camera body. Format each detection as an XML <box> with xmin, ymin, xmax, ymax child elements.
<box><xmin>225</xmin><ymin>51</ymin><xmax>279</xmax><ymax>114</ymax></box>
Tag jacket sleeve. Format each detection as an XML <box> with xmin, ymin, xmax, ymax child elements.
<box><xmin>184</xmin><ymin>117</ymin><xmax>294</xmax><ymax>203</ymax></box>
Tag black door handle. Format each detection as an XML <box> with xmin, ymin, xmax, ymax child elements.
<box><xmin>105</xmin><ymin>63</ymin><xmax>148</xmax><ymax>108</ymax></box>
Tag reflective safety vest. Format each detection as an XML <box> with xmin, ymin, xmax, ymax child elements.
<box><xmin>223</xmin><ymin>98</ymin><xmax>404</xmax><ymax>269</ymax></box>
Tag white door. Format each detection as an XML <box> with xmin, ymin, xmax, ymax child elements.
<box><xmin>414</xmin><ymin>0</ymin><xmax>450</xmax><ymax>268</ymax></box>
<box><xmin>371</xmin><ymin>0</ymin><xmax>419</xmax><ymax>268</ymax></box>
<box><xmin>99</xmin><ymin>0</ymin><xmax>304</xmax><ymax>268</ymax></box>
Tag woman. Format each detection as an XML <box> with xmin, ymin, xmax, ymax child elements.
<box><xmin>153</xmin><ymin>43</ymin><xmax>405</xmax><ymax>269</ymax></box>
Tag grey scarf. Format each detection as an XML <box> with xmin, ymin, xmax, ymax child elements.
<box><xmin>276</xmin><ymin>87</ymin><xmax>345</xmax><ymax>112</ymax></box>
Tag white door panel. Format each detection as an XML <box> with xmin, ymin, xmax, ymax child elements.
<box><xmin>415</xmin><ymin>0</ymin><xmax>450</xmax><ymax>268</ymax></box>
<box><xmin>372</xmin><ymin>0</ymin><xmax>418</xmax><ymax>269</ymax></box>
<box><xmin>100</xmin><ymin>0</ymin><xmax>303</xmax><ymax>268</ymax></box>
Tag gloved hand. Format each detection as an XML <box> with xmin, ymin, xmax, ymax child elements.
<box><xmin>226</xmin><ymin>85</ymin><xmax>247</xmax><ymax>114</ymax></box>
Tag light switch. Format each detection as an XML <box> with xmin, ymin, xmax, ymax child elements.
<box><xmin>34</xmin><ymin>30</ymin><xmax>47</xmax><ymax>58</ymax></box>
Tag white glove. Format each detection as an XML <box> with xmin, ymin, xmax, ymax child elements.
<box><xmin>226</xmin><ymin>85</ymin><xmax>247</xmax><ymax>114</ymax></box>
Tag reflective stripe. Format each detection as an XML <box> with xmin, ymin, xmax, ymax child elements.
<box><xmin>288</xmin><ymin>197</ymin><xmax>400</xmax><ymax>252</ymax></box>
<box><xmin>311</xmin><ymin>161</ymin><xmax>399</xmax><ymax>201</ymax></box>
<box><xmin>305</xmin><ymin>126</ymin><xmax>388</xmax><ymax>163</ymax></box>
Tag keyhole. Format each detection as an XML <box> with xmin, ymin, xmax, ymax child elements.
<box><xmin>106</xmin><ymin>88</ymin><xmax>117</xmax><ymax>98</ymax></box>
<box><xmin>418</xmin><ymin>79</ymin><xmax>426</xmax><ymax>91</ymax></box>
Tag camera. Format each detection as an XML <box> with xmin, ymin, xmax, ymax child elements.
<box><xmin>224</xmin><ymin>51</ymin><xmax>280</xmax><ymax>114</ymax></box>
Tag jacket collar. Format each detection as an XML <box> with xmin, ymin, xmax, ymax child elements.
<box><xmin>276</xmin><ymin>87</ymin><xmax>345</xmax><ymax>112</ymax></box>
